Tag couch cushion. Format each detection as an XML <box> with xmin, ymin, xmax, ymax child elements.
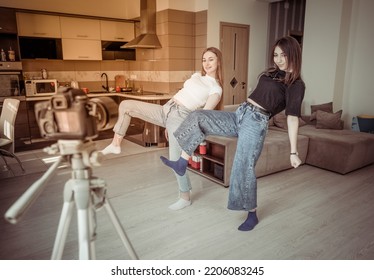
<box><xmin>316</xmin><ymin>109</ymin><xmax>343</xmax><ymax>130</ymax></box>
<box><xmin>298</xmin><ymin>125</ymin><xmax>374</xmax><ymax>174</ymax></box>
<box><xmin>310</xmin><ymin>101</ymin><xmax>333</xmax><ymax>121</ymax></box>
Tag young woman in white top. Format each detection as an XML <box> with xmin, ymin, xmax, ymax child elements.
<box><xmin>101</xmin><ymin>47</ymin><xmax>224</xmax><ymax>210</ymax></box>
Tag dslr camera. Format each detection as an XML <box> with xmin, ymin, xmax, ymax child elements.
<box><xmin>35</xmin><ymin>87</ymin><xmax>98</xmax><ymax>140</ymax></box>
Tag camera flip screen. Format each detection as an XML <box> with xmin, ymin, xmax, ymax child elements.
<box><xmin>55</xmin><ymin>111</ymin><xmax>82</xmax><ymax>133</ymax></box>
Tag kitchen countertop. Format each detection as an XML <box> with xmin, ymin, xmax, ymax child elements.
<box><xmin>24</xmin><ymin>91</ymin><xmax>173</xmax><ymax>102</ymax></box>
<box><xmin>88</xmin><ymin>91</ymin><xmax>173</xmax><ymax>101</ymax></box>
<box><xmin>0</xmin><ymin>96</ymin><xmax>26</xmax><ymax>102</ymax></box>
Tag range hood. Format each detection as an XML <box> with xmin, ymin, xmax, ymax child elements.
<box><xmin>122</xmin><ymin>0</ymin><xmax>161</xmax><ymax>49</ymax></box>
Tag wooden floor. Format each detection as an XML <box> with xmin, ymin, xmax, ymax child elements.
<box><xmin>0</xmin><ymin>146</ymin><xmax>374</xmax><ymax>260</ymax></box>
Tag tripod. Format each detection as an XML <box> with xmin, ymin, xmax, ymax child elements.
<box><xmin>5</xmin><ymin>139</ymin><xmax>138</xmax><ymax>260</ymax></box>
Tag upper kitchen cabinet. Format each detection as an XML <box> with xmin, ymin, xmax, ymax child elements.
<box><xmin>60</xmin><ymin>17</ymin><xmax>101</xmax><ymax>60</ymax></box>
<box><xmin>60</xmin><ymin>17</ymin><xmax>100</xmax><ymax>40</ymax></box>
<box><xmin>0</xmin><ymin>7</ymin><xmax>17</xmax><ymax>34</ymax></box>
<box><xmin>100</xmin><ymin>20</ymin><xmax>134</xmax><ymax>41</ymax></box>
<box><xmin>62</xmin><ymin>39</ymin><xmax>102</xmax><ymax>60</ymax></box>
<box><xmin>16</xmin><ymin>12</ymin><xmax>61</xmax><ymax>38</ymax></box>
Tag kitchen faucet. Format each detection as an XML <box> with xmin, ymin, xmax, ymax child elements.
<box><xmin>101</xmin><ymin>72</ymin><xmax>109</xmax><ymax>92</ymax></box>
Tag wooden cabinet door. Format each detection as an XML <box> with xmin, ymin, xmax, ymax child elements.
<box><xmin>60</xmin><ymin>17</ymin><xmax>100</xmax><ymax>40</ymax></box>
<box><xmin>0</xmin><ymin>7</ymin><xmax>17</xmax><ymax>34</ymax></box>
<box><xmin>62</xmin><ymin>39</ymin><xmax>102</xmax><ymax>60</ymax></box>
<box><xmin>16</xmin><ymin>13</ymin><xmax>61</xmax><ymax>38</ymax></box>
<box><xmin>100</xmin><ymin>20</ymin><xmax>134</xmax><ymax>41</ymax></box>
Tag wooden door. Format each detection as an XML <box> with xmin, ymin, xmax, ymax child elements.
<box><xmin>219</xmin><ymin>23</ymin><xmax>249</xmax><ymax>109</ymax></box>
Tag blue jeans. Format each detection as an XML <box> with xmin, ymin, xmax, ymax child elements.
<box><xmin>173</xmin><ymin>102</ymin><xmax>269</xmax><ymax>210</ymax></box>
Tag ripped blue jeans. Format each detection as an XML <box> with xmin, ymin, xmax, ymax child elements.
<box><xmin>173</xmin><ymin>102</ymin><xmax>269</xmax><ymax>210</ymax></box>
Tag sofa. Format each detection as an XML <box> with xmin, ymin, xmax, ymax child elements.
<box><xmin>270</xmin><ymin>118</ymin><xmax>374</xmax><ymax>174</ymax></box>
<box><xmin>203</xmin><ymin>103</ymin><xmax>374</xmax><ymax>186</ymax></box>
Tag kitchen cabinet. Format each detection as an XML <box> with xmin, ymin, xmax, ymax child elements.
<box><xmin>16</xmin><ymin>12</ymin><xmax>61</xmax><ymax>38</ymax></box>
<box><xmin>187</xmin><ymin>136</ymin><xmax>237</xmax><ymax>187</ymax></box>
<box><xmin>60</xmin><ymin>17</ymin><xmax>101</xmax><ymax>39</ymax></box>
<box><xmin>62</xmin><ymin>39</ymin><xmax>102</xmax><ymax>60</ymax></box>
<box><xmin>60</xmin><ymin>17</ymin><xmax>101</xmax><ymax>60</ymax></box>
<box><xmin>0</xmin><ymin>7</ymin><xmax>17</xmax><ymax>34</ymax></box>
<box><xmin>100</xmin><ymin>20</ymin><xmax>134</xmax><ymax>41</ymax></box>
<box><xmin>0</xmin><ymin>8</ymin><xmax>18</xmax><ymax>61</ymax></box>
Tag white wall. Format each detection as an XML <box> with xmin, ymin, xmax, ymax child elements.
<box><xmin>206</xmin><ymin>0</ymin><xmax>269</xmax><ymax>93</ymax></box>
<box><xmin>344</xmin><ymin>0</ymin><xmax>374</xmax><ymax>124</ymax></box>
<box><xmin>302</xmin><ymin>0</ymin><xmax>342</xmax><ymax>113</ymax></box>
<box><xmin>302</xmin><ymin>0</ymin><xmax>374</xmax><ymax>126</ymax></box>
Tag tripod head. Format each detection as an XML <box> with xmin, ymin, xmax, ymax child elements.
<box><xmin>45</xmin><ymin>139</ymin><xmax>102</xmax><ymax>167</ymax></box>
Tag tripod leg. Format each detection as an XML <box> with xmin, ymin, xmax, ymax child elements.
<box><xmin>103</xmin><ymin>199</ymin><xmax>139</xmax><ymax>260</ymax></box>
<box><xmin>51</xmin><ymin>180</ymin><xmax>75</xmax><ymax>260</ymax></box>
<box><xmin>75</xmin><ymin>178</ymin><xmax>95</xmax><ymax>260</ymax></box>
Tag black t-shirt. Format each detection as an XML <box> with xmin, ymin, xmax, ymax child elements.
<box><xmin>249</xmin><ymin>71</ymin><xmax>305</xmax><ymax>117</ymax></box>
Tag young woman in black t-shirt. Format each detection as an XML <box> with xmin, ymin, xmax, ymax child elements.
<box><xmin>160</xmin><ymin>36</ymin><xmax>305</xmax><ymax>231</ymax></box>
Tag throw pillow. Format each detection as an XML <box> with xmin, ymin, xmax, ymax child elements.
<box><xmin>315</xmin><ymin>109</ymin><xmax>343</xmax><ymax>130</ymax></box>
<box><xmin>273</xmin><ymin>111</ymin><xmax>306</xmax><ymax>129</ymax></box>
<box><xmin>310</xmin><ymin>102</ymin><xmax>333</xmax><ymax>121</ymax></box>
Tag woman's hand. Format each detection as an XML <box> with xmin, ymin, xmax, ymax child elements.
<box><xmin>290</xmin><ymin>154</ymin><xmax>302</xmax><ymax>168</ymax></box>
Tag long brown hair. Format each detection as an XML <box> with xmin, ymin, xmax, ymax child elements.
<box><xmin>201</xmin><ymin>47</ymin><xmax>224</xmax><ymax>89</ymax></box>
<box><xmin>264</xmin><ymin>36</ymin><xmax>303</xmax><ymax>85</ymax></box>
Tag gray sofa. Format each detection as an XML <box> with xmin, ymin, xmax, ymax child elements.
<box><xmin>270</xmin><ymin>122</ymin><xmax>374</xmax><ymax>174</ymax></box>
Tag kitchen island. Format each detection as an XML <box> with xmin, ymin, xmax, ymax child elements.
<box><xmin>19</xmin><ymin>91</ymin><xmax>173</xmax><ymax>151</ymax></box>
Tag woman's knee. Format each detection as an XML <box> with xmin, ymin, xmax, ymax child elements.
<box><xmin>119</xmin><ymin>99</ymin><xmax>135</xmax><ymax>114</ymax></box>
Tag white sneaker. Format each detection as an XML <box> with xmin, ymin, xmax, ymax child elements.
<box><xmin>168</xmin><ymin>198</ymin><xmax>192</xmax><ymax>211</ymax></box>
<box><xmin>100</xmin><ymin>144</ymin><xmax>121</xmax><ymax>155</ymax></box>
